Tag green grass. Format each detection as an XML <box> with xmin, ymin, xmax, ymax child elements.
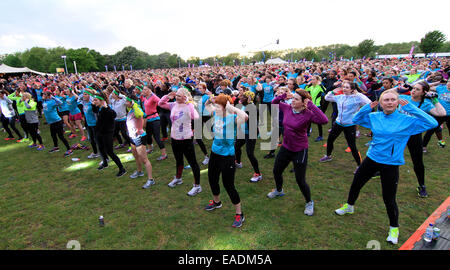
<box><xmin>0</xmin><ymin>117</ymin><xmax>448</xmax><ymax>250</ymax></box>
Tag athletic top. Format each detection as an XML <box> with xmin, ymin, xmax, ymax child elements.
<box><xmin>398</xmin><ymin>95</ymin><xmax>435</xmax><ymax>115</ymax></box>
<box><xmin>212</xmin><ymin>112</ymin><xmax>237</xmax><ymax>156</ymax></box>
<box><xmin>126</xmin><ymin>102</ymin><xmax>146</xmax><ymax>139</ymax></box>
<box><xmin>272</xmin><ymin>93</ymin><xmax>328</xmax><ymax>152</ymax></box>
<box><xmin>109</xmin><ymin>93</ymin><xmax>128</xmax><ymax>121</ymax></box>
<box><xmin>0</xmin><ymin>96</ymin><xmax>15</xmax><ymax>118</ymax></box>
<box><xmin>77</xmin><ymin>94</ymin><xmax>97</xmax><ymax>127</ymax></box>
<box><xmin>8</xmin><ymin>93</ymin><xmax>26</xmax><ymax>115</ymax></box>
<box><xmin>43</xmin><ymin>97</ymin><xmax>63</xmax><ymax>124</ymax></box>
<box><xmin>65</xmin><ymin>95</ymin><xmax>81</xmax><ymax>115</ymax></box>
<box><xmin>325</xmin><ymin>92</ymin><xmax>371</xmax><ymax>126</ymax></box>
<box><xmin>305</xmin><ymin>84</ymin><xmax>325</xmax><ymax>107</ymax></box>
<box><xmin>261</xmin><ymin>82</ymin><xmax>275</xmax><ymax>103</ymax></box>
<box><xmin>158</xmin><ymin>95</ymin><xmax>199</xmax><ymax>140</ymax></box>
<box><xmin>435</xmin><ymin>84</ymin><xmax>450</xmax><ymax>115</ymax></box>
<box><xmin>353</xmin><ymin>103</ymin><xmax>438</xmax><ymax>165</ymax></box>
<box><xmin>24</xmin><ymin>100</ymin><xmax>39</xmax><ymax>124</ymax></box>
<box><xmin>55</xmin><ymin>95</ymin><xmax>70</xmax><ymax>112</ymax></box>
<box><xmin>141</xmin><ymin>94</ymin><xmax>160</xmax><ymax>122</ymax></box>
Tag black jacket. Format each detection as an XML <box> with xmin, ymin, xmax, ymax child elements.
<box><xmin>93</xmin><ymin>105</ymin><xmax>117</xmax><ymax>134</ymax></box>
<box><xmin>322</xmin><ymin>78</ymin><xmax>338</xmax><ymax>93</ymax></box>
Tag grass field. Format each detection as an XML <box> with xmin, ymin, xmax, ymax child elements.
<box><xmin>0</xmin><ymin>116</ymin><xmax>448</xmax><ymax>250</ymax></box>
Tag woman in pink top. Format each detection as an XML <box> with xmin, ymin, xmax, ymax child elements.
<box><xmin>141</xmin><ymin>85</ymin><xmax>167</xmax><ymax>161</ymax></box>
<box><xmin>158</xmin><ymin>87</ymin><xmax>202</xmax><ymax>197</ymax></box>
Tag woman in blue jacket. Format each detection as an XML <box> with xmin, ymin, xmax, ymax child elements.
<box><xmin>334</xmin><ymin>89</ymin><xmax>437</xmax><ymax>245</ymax></box>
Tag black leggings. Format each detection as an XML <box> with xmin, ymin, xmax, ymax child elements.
<box><xmin>423</xmin><ymin>115</ymin><xmax>450</xmax><ymax>147</ymax></box>
<box><xmin>191</xmin><ymin>119</ymin><xmax>208</xmax><ymax>156</ymax></box>
<box><xmin>326</xmin><ymin>123</ymin><xmax>361</xmax><ymax>166</ymax></box>
<box><xmin>159</xmin><ymin>110</ymin><xmax>171</xmax><ymax>138</ymax></box>
<box><xmin>235</xmin><ymin>134</ymin><xmax>260</xmax><ymax>174</ymax></box>
<box><xmin>87</xmin><ymin>126</ymin><xmax>99</xmax><ymax>155</ymax></box>
<box><xmin>37</xmin><ymin>101</ymin><xmax>43</xmax><ymax>117</ymax></box>
<box><xmin>208</xmin><ymin>152</ymin><xmax>240</xmax><ymax>205</ymax></box>
<box><xmin>28</xmin><ymin>123</ymin><xmax>43</xmax><ymax>145</ymax></box>
<box><xmin>114</xmin><ymin>120</ymin><xmax>130</xmax><ymax>146</ymax></box>
<box><xmin>19</xmin><ymin>114</ymin><xmax>29</xmax><ymax>138</ymax></box>
<box><xmin>273</xmin><ymin>146</ymin><xmax>311</xmax><ymax>203</ymax></box>
<box><xmin>49</xmin><ymin>120</ymin><xmax>70</xmax><ymax>150</ymax></box>
<box><xmin>406</xmin><ymin>133</ymin><xmax>425</xmax><ymax>187</ymax></box>
<box><xmin>1</xmin><ymin>115</ymin><xmax>22</xmax><ymax>138</ymax></box>
<box><xmin>347</xmin><ymin>157</ymin><xmax>399</xmax><ymax>227</ymax></box>
<box><xmin>171</xmin><ymin>138</ymin><xmax>200</xmax><ymax>184</ymax></box>
<box><xmin>146</xmin><ymin>120</ymin><xmax>165</xmax><ymax>149</ymax></box>
<box><xmin>97</xmin><ymin>132</ymin><xmax>124</xmax><ymax>170</ymax></box>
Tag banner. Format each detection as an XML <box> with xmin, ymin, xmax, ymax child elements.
<box><xmin>105</xmin><ymin>65</ymin><xmax>108</xmax><ymax>71</ymax></box>
<box><xmin>56</xmin><ymin>68</ymin><xmax>65</xmax><ymax>73</ymax></box>
<box><xmin>113</xmin><ymin>65</ymin><xmax>117</xmax><ymax>72</ymax></box>
<box><xmin>408</xmin><ymin>45</ymin><xmax>415</xmax><ymax>58</ymax></box>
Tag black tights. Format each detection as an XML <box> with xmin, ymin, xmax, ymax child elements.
<box><xmin>97</xmin><ymin>132</ymin><xmax>124</xmax><ymax>170</ymax></box>
<box><xmin>171</xmin><ymin>138</ymin><xmax>200</xmax><ymax>184</ymax></box>
<box><xmin>49</xmin><ymin>120</ymin><xmax>70</xmax><ymax>150</ymax></box>
<box><xmin>1</xmin><ymin>115</ymin><xmax>22</xmax><ymax>138</ymax></box>
<box><xmin>235</xmin><ymin>134</ymin><xmax>260</xmax><ymax>174</ymax></box>
<box><xmin>347</xmin><ymin>157</ymin><xmax>399</xmax><ymax>227</ymax></box>
<box><xmin>273</xmin><ymin>146</ymin><xmax>311</xmax><ymax>203</ymax></box>
<box><xmin>208</xmin><ymin>152</ymin><xmax>240</xmax><ymax>205</ymax></box>
<box><xmin>28</xmin><ymin>123</ymin><xmax>43</xmax><ymax>145</ymax></box>
<box><xmin>146</xmin><ymin>120</ymin><xmax>165</xmax><ymax>149</ymax></box>
<box><xmin>407</xmin><ymin>134</ymin><xmax>425</xmax><ymax>187</ymax></box>
<box><xmin>326</xmin><ymin>123</ymin><xmax>361</xmax><ymax>166</ymax></box>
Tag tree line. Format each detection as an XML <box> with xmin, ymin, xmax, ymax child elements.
<box><xmin>0</xmin><ymin>30</ymin><xmax>447</xmax><ymax>74</ymax></box>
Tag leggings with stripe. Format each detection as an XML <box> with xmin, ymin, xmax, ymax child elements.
<box><xmin>171</xmin><ymin>138</ymin><xmax>200</xmax><ymax>185</ymax></box>
<box><xmin>273</xmin><ymin>146</ymin><xmax>311</xmax><ymax>203</ymax></box>
<box><xmin>326</xmin><ymin>123</ymin><xmax>361</xmax><ymax>166</ymax></box>
<box><xmin>348</xmin><ymin>157</ymin><xmax>399</xmax><ymax>227</ymax></box>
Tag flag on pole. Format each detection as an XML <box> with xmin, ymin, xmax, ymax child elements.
<box><xmin>408</xmin><ymin>45</ymin><xmax>415</xmax><ymax>58</ymax></box>
<box><xmin>114</xmin><ymin>65</ymin><xmax>117</xmax><ymax>72</ymax></box>
<box><xmin>130</xmin><ymin>64</ymin><xmax>133</xmax><ymax>71</ymax></box>
<box><xmin>122</xmin><ymin>65</ymin><xmax>124</xmax><ymax>71</ymax></box>
<box><xmin>105</xmin><ymin>65</ymin><xmax>108</xmax><ymax>72</ymax></box>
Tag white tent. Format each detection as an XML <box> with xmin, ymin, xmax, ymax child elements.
<box><xmin>0</xmin><ymin>63</ymin><xmax>48</xmax><ymax>76</ymax></box>
<box><xmin>265</xmin><ymin>58</ymin><xmax>287</xmax><ymax>65</ymax></box>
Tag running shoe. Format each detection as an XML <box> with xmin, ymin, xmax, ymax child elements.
<box><xmin>201</xmin><ymin>156</ymin><xmax>209</xmax><ymax>165</ymax></box>
<box><xmin>304</xmin><ymin>201</ymin><xmax>314</xmax><ymax>216</ymax></box>
<box><xmin>422</xmin><ymin>147</ymin><xmax>428</xmax><ymax>153</ymax></box>
<box><xmin>21</xmin><ymin>138</ymin><xmax>30</xmax><ymax>143</ymax></box>
<box><xmin>130</xmin><ymin>171</ymin><xmax>145</xmax><ymax>179</ymax></box>
<box><xmin>97</xmin><ymin>163</ymin><xmax>108</xmax><ymax>170</ymax></box>
<box><xmin>205</xmin><ymin>200</ymin><xmax>222</xmax><ymax>211</ymax></box>
<box><xmin>267</xmin><ymin>189</ymin><xmax>285</xmax><ymax>198</ymax></box>
<box><xmin>16</xmin><ymin>138</ymin><xmax>24</xmax><ymax>143</ymax></box>
<box><xmin>335</xmin><ymin>203</ymin><xmax>354</xmax><ymax>215</ymax></box>
<box><xmin>87</xmin><ymin>153</ymin><xmax>100</xmax><ymax>159</ymax></box>
<box><xmin>319</xmin><ymin>155</ymin><xmax>332</xmax><ymax>162</ymax></box>
<box><xmin>437</xmin><ymin>140</ymin><xmax>446</xmax><ymax>148</ymax></box>
<box><xmin>48</xmin><ymin>147</ymin><xmax>60</xmax><ymax>153</ymax></box>
<box><xmin>28</xmin><ymin>144</ymin><xmax>37</xmax><ymax>148</ymax></box>
<box><xmin>345</xmin><ymin>147</ymin><xmax>351</xmax><ymax>153</ymax></box>
<box><xmin>355</xmin><ymin>130</ymin><xmax>361</xmax><ymax>138</ymax></box>
<box><xmin>168</xmin><ymin>177</ymin><xmax>183</xmax><ymax>188</ymax></box>
<box><xmin>250</xmin><ymin>173</ymin><xmax>262</xmax><ymax>183</ymax></box>
<box><xmin>116</xmin><ymin>169</ymin><xmax>127</xmax><ymax>177</ymax></box>
<box><xmin>184</xmin><ymin>165</ymin><xmax>191</xmax><ymax>169</ymax></box>
<box><xmin>417</xmin><ymin>185</ymin><xmax>428</xmax><ymax>198</ymax></box>
<box><xmin>80</xmin><ymin>136</ymin><xmax>87</xmax><ymax>142</ymax></box>
<box><xmin>322</xmin><ymin>143</ymin><xmax>327</xmax><ymax>147</ymax></box>
<box><xmin>232</xmin><ymin>214</ymin><xmax>245</xmax><ymax>228</ymax></box>
<box><xmin>156</xmin><ymin>155</ymin><xmax>168</xmax><ymax>161</ymax></box>
<box><xmin>264</xmin><ymin>152</ymin><xmax>275</xmax><ymax>159</ymax></box>
<box><xmin>187</xmin><ymin>185</ymin><xmax>202</xmax><ymax>196</ymax></box>
<box><xmin>4</xmin><ymin>137</ymin><xmax>15</xmax><ymax>141</ymax></box>
<box><xmin>64</xmin><ymin>149</ymin><xmax>74</xmax><ymax>157</ymax></box>
<box><xmin>146</xmin><ymin>147</ymin><xmax>153</xmax><ymax>154</ymax></box>
<box><xmin>69</xmin><ymin>134</ymin><xmax>77</xmax><ymax>139</ymax></box>
<box><xmin>65</xmin><ymin>130</ymin><xmax>71</xmax><ymax>134</ymax></box>
<box><xmin>127</xmin><ymin>147</ymin><xmax>132</xmax><ymax>153</ymax></box>
<box><xmin>37</xmin><ymin>145</ymin><xmax>45</xmax><ymax>151</ymax></box>
<box><xmin>386</xmin><ymin>227</ymin><xmax>399</xmax><ymax>245</ymax></box>
<box><xmin>161</xmin><ymin>137</ymin><xmax>168</xmax><ymax>142</ymax></box>
<box><xmin>142</xmin><ymin>179</ymin><xmax>156</xmax><ymax>189</ymax></box>
<box><xmin>235</xmin><ymin>162</ymin><xmax>243</xmax><ymax>169</ymax></box>
<box><xmin>314</xmin><ymin>136</ymin><xmax>323</xmax><ymax>142</ymax></box>
<box><xmin>114</xmin><ymin>144</ymin><xmax>125</xmax><ymax>150</ymax></box>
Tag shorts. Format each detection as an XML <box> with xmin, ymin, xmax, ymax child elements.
<box><xmin>130</xmin><ymin>135</ymin><xmax>147</xmax><ymax>147</ymax></box>
<box><xmin>69</xmin><ymin>112</ymin><xmax>83</xmax><ymax>122</ymax></box>
<box><xmin>58</xmin><ymin>111</ymin><xmax>70</xmax><ymax>117</ymax></box>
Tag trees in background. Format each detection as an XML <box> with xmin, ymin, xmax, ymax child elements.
<box><xmin>1</xmin><ymin>30</ymin><xmax>448</xmax><ymax>73</ymax></box>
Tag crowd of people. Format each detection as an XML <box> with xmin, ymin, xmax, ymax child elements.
<box><xmin>1</xmin><ymin>56</ymin><xmax>449</xmax><ymax>244</ymax></box>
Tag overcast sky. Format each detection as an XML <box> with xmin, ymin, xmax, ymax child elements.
<box><xmin>1</xmin><ymin>0</ymin><xmax>449</xmax><ymax>59</ymax></box>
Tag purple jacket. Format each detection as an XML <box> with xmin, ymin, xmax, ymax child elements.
<box><xmin>272</xmin><ymin>93</ymin><xmax>328</xmax><ymax>152</ymax></box>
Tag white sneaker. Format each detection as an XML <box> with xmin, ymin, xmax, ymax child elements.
<box><xmin>142</xmin><ymin>179</ymin><xmax>156</xmax><ymax>189</ymax></box>
<box><xmin>250</xmin><ymin>173</ymin><xmax>262</xmax><ymax>183</ymax></box>
<box><xmin>386</xmin><ymin>227</ymin><xmax>399</xmax><ymax>245</ymax></box>
<box><xmin>355</xmin><ymin>130</ymin><xmax>361</xmax><ymax>138</ymax></box>
<box><xmin>168</xmin><ymin>177</ymin><xmax>183</xmax><ymax>188</ymax></box>
<box><xmin>87</xmin><ymin>153</ymin><xmax>100</xmax><ymax>159</ymax></box>
<box><xmin>267</xmin><ymin>189</ymin><xmax>285</xmax><ymax>198</ymax></box>
<box><xmin>304</xmin><ymin>201</ymin><xmax>314</xmax><ymax>216</ymax></box>
<box><xmin>130</xmin><ymin>171</ymin><xmax>145</xmax><ymax>179</ymax></box>
<box><xmin>335</xmin><ymin>203</ymin><xmax>354</xmax><ymax>215</ymax></box>
<box><xmin>202</xmin><ymin>156</ymin><xmax>209</xmax><ymax>165</ymax></box>
<box><xmin>235</xmin><ymin>162</ymin><xmax>243</xmax><ymax>169</ymax></box>
<box><xmin>187</xmin><ymin>185</ymin><xmax>202</xmax><ymax>196</ymax></box>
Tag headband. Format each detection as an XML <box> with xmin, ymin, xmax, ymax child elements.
<box><xmin>135</xmin><ymin>86</ymin><xmax>142</xmax><ymax>92</ymax></box>
<box><xmin>94</xmin><ymin>95</ymin><xmax>105</xmax><ymax>101</ymax></box>
<box><xmin>113</xmin><ymin>89</ymin><xmax>119</xmax><ymax>96</ymax></box>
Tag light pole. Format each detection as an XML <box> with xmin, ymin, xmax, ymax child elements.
<box><xmin>61</xmin><ymin>55</ymin><xmax>68</xmax><ymax>74</ymax></box>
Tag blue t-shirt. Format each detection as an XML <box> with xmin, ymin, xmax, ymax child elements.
<box><xmin>82</xmin><ymin>102</ymin><xmax>97</xmax><ymax>127</ymax></box>
<box><xmin>262</xmin><ymin>83</ymin><xmax>274</xmax><ymax>103</ymax></box>
<box><xmin>35</xmin><ymin>89</ymin><xmax>43</xmax><ymax>102</ymax></box>
<box><xmin>398</xmin><ymin>94</ymin><xmax>435</xmax><ymax>115</ymax></box>
<box><xmin>436</xmin><ymin>85</ymin><xmax>450</xmax><ymax>115</ymax></box>
<box><xmin>55</xmin><ymin>96</ymin><xmax>69</xmax><ymax>112</ymax></box>
<box><xmin>66</xmin><ymin>95</ymin><xmax>81</xmax><ymax>115</ymax></box>
<box><xmin>43</xmin><ymin>99</ymin><xmax>62</xmax><ymax>124</ymax></box>
<box><xmin>212</xmin><ymin>113</ymin><xmax>237</xmax><ymax>156</ymax></box>
<box><xmin>287</xmin><ymin>72</ymin><xmax>298</xmax><ymax>79</ymax></box>
<box><xmin>201</xmin><ymin>94</ymin><xmax>211</xmax><ymax>116</ymax></box>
